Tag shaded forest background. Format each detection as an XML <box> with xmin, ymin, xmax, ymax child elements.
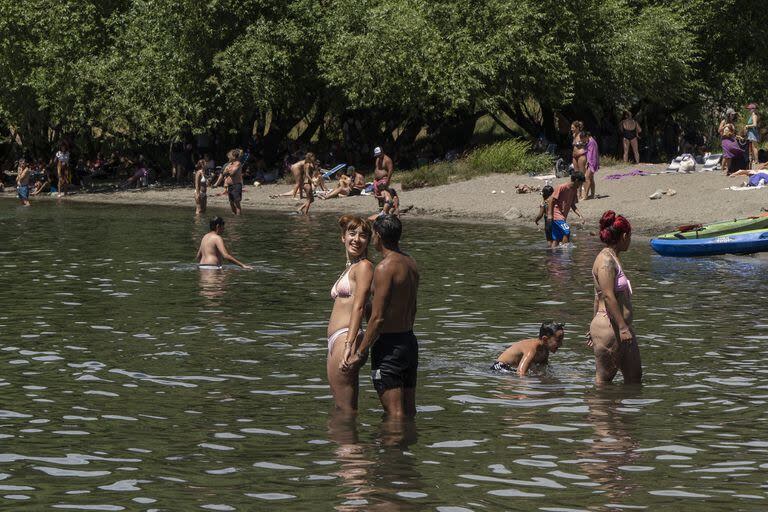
<box><xmin>1</xmin><ymin>0</ymin><xmax>766</xmax><ymax>169</ymax></box>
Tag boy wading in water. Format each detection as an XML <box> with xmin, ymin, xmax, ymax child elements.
<box><xmin>196</xmin><ymin>217</ymin><xmax>252</xmax><ymax>270</ymax></box>
<box><xmin>342</xmin><ymin>215</ymin><xmax>420</xmax><ymax>418</ymax></box>
<box><xmin>491</xmin><ymin>321</ymin><xmax>565</xmax><ymax>376</ymax></box>
<box><xmin>17</xmin><ymin>162</ymin><xmax>31</xmax><ymax>206</ymax></box>
<box><xmin>547</xmin><ymin>172</ymin><xmax>585</xmax><ymax>245</ymax></box>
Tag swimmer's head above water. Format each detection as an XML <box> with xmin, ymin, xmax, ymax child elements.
<box><xmin>209</xmin><ymin>216</ymin><xmax>225</xmax><ymax>232</ymax></box>
<box><xmin>373</xmin><ymin>214</ymin><xmax>401</xmax><ymax>250</ymax></box>
<box><xmin>539</xmin><ymin>320</ymin><xmax>565</xmax><ymax>353</ymax></box>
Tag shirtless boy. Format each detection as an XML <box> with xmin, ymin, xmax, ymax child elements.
<box><xmin>16</xmin><ymin>161</ymin><xmax>31</xmax><ymax>206</ymax></box>
<box><xmin>491</xmin><ymin>321</ymin><xmax>565</xmax><ymax>376</ymax></box>
<box><xmin>196</xmin><ymin>217</ymin><xmax>252</xmax><ymax>270</ymax></box>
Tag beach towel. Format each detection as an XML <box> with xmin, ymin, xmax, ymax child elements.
<box><xmin>322</xmin><ymin>163</ymin><xmax>346</xmax><ymax>181</ymax></box>
<box><xmin>604</xmin><ymin>169</ymin><xmax>650</xmax><ymax>180</ymax></box>
<box><xmin>702</xmin><ymin>153</ymin><xmax>723</xmax><ymax>172</ymax></box>
<box><xmin>748</xmin><ymin>173</ymin><xmax>768</xmax><ymax>187</ymax></box>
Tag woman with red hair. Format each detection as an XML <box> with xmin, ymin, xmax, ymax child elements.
<box><xmin>588</xmin><ymin>211</ymin><xmax>641</xmax><ymax>384</ymax></box>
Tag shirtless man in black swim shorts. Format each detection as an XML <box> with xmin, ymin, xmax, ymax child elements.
<box><xmin>215</xmin><ymin>149</ymin><xmax>244</xmax><ymax>215</ymax></box>
<box><xmin>342</xmin><ymin>215</ymin><xmax>420</xmax><ymax>418</ymax></box>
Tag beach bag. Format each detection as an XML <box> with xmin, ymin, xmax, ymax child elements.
<box><xmin>678</xmin><ymin>154</ymin><xmax>695</xmax><ymax>173</ymax></box>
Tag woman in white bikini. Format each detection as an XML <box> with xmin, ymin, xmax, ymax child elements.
<box><xmin>588</xmin><ymin>210</ymin><xmax>641</xmax><ymax>384</ymax></box>
<box><xmin>327</xmin><ymin>215</ymin><xmax>374</xmax><ymax>413</ymax></box>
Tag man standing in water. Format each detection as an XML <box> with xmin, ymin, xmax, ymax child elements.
<box><xmin>373</xmin><ymin>147</ymin><xmax>394</xmax><ymax>206</ymax></box>
<box><xmin>196</xmin><ymin>217</ymin><xmax>252</xmax><ymax>269</ymax></box>
<box><xmin>547</xmin><ymin>171</ymin><xmax>585</xmax><ymax>245</ymax></box>
<box><xmin>343</xmin><ymin>215</ymin><xmax>420</xmax><ymax>418</ymax></box>
<box><xmin>16</xmin><ymin>161</ymin><xmax>31</xmax><ymax>206</ymax></box>
<box><xmin>215</xmin><ymin>149</ymin><xmax>244</xmax><ymax>216</ymax></box>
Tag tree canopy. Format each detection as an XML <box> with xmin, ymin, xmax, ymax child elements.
<box><xmin>0</xmin><ymin>0</ymin><xmax>765</xmax><ymax>163</ymax></box>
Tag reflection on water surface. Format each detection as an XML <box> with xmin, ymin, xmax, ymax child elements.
<box><xmin>0</xmin><ymin>201</ymin><xmax>766</xmax><ymax>510</ymax></box>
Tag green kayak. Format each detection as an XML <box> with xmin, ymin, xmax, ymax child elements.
<box><xmin>657</xmin><ymin>215</ymin><xmax>768</xmax><ymax>240</ymax></box>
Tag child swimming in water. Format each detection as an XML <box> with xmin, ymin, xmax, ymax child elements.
<box><xmin>491</xmin><ymin>321</ymin><xmax>564</xmax><ymax>376</ymax></box>
<box><xmin>534</xmin><ymin>185</ymin><xmax>555</xmax><ymax>248</ymax></box>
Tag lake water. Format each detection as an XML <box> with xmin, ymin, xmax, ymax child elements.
<box><xmin>0</xmin><ymin>200</ymin><xmax>767</xmax><ymax>511</ymax></box>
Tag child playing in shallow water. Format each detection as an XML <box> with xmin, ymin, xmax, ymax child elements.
<box><xmin>491</xmin><ymin>321</ymin><xmax>564</xmax><ymax>376</ymax></box>
<box><xmin>534</xmin><ymin>185</ymin><xmax>555</xmax><ymax>248</ymax></box>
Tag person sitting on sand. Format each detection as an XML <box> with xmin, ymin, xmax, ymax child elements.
<box><xmin>311</xmin><ymin>167</ymin><xmax>328</xmax><ymax>198</ymax></box>
<box><xmin>196</xmin><ymin>216</ymin><xmax>252</xmax><ymax>270</ymax></box>
<box><xmin>721</xmin><ymin>124</ymin><xmax>748</xmax><ymax>175</ymax></box>
<box><xmin>547</xmin><ymin>172</ymin><xmax>585</xmax><ymax>245</ymax></box>
<box><xmin>31</xmin><ymin>165</ymin><xmax>52</xmax><ymax>196</ymax></box>
<box><xmin>534</xmin><ymin>185</ymin><xmax>555</xmax><ymax>248</ymax></box>
<box><xmin>121</xmin><ymin>162</ymin><xmax>149</xmax><ymax>189</ymax></box>
<box><xmin>490</xmin><ymin>321</ymin><xmax>565</xmax><ymax>376</ymax></box>
<box><xmin>324</xmin><ymin>167</ymin><xmax>366</xmax><ymax>200</ymax></box>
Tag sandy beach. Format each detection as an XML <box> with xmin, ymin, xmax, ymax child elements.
<box><xmin>6</xmin><ymin>163</ymin><xmax>768</xmax><ymax>235</ymax></box>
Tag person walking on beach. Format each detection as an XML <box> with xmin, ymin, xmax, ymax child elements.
<box><xmin>215</xmin><ymin>149</ymin><xmax>244</xmax><ymax>215</ymax></box>
<box><xmin>745</xmin><ymin>103</ymin><xmax>760</xmax><ymax>167</ymax></box>
<box><xmin>547</xmin><ymin>172</ymin><xmax>585</xmax><ymax>245</ymax></box>
<box><xmin>342</xmin><ymin>215</ymin><xmax>420</xmax><ymax>418</ymax></box>
<box><xmin>327</xmin><ymin>215</ymin><xmax>374</xmax><ymax>413</ymax></box>
<box><xmin>582</xmin><ymin>131</ymin><xmax>600</xmax><ymax>200</ymax></box>
<box><xmin>16</xmin><ymin>161</ymin><xmax>31</xmax><ymax>206</ymax></box>
<box><xmin>196</xmin><ymin>216</ymin><xmax>251</xmax><ymax>269</ymax></box>
<box><xmin>490</xmin><ymin>321</ymin><xmax>565</xmax><ymax>376</ymax></box>
<box><xmin>373</xmin><ymin>147</ymin><xmax>394</xmax><ymax>206</ymax></box>
<box><xmin>620</xmin><ymin>111</ymin><xmax>642</xmax><ymax>164</ymax></box>
<box><xmin>587</xmin><ymin>211</ymin><xmax>641</xmax><ymax>384</ymax></box>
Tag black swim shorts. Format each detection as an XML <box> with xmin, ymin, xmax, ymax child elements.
<box><xmin>490</xmin><ymin>360</ymin><xmax>515</xmax><ymax>373</ymax></box>
<box><xmin>227</xmin><ymin>182</ymin><xmax>243</xmax><ymax>203</ymax></box>
<box><xmin>544</xmin><ymin>218</ymin><xmax>553</xmax><ymax>242</ymax></box>
<box><xmin>371</xmin><ymin>331</ymin><xmax>418</xmax><ymax>393</ymax></box>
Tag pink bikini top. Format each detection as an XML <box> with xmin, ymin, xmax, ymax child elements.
<box><xmin>331</xmin><ymin>267</ymin><xmax>352</xmax><ymax>300</ymax></box>
<box><xmin>614</xmin><ymin>260</ymin><xmax>632</xmax><ymax>295</ymax></box>
<box><xmin>593</xmin><ymin>251</ymin><xmax>632</xmax><ymax>296</ymax></box>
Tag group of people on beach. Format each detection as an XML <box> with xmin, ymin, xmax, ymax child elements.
<box><xmin>268</xmin><ymin>147</ymin><xmax>400</xmax><ymax>220</ymax></box>
<box><xmin>12</xmin><ymin>143</ymin><xmax>73</xmax><ymax>206</ymax></box>
<box><xmin>719</xmin><ymin>103</ymin><xmax>762</xmax><ymax>176</ymax></box>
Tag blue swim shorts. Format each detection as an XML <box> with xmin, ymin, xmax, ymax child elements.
<box><xmin>17</xmin><ymin>185</ymin><xmax>29</xmax><ymax>200</ymax></box>
<box><xmin>551</xmin><ymin>220</ymin><xmax>571</xmax><ymax>241</ymax></box>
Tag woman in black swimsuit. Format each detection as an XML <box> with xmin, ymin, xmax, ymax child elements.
<box><xmin>620</xmin><ymin>111</ymin><xmax>641</xmax><ymax>164</ymax></box>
